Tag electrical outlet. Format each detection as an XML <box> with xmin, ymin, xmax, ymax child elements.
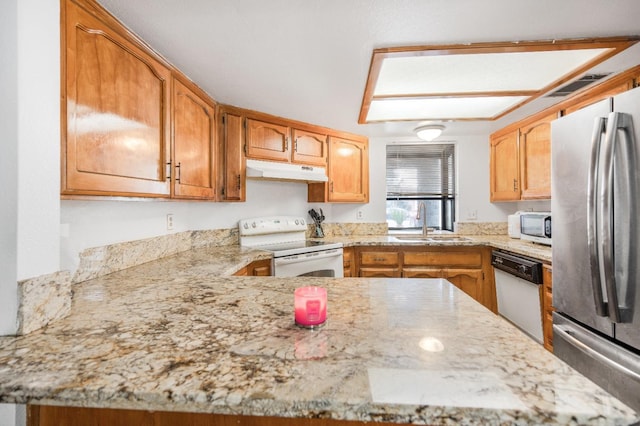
<box><xmin>356</xmin><ymin>210</ymin><xmax>364</xmax><ymax>220</ymax></box>
<box><xmin>467</xmin><ymin>210</ymin><xmax>478</xmax><ymax>221</ymax></box>
<box><xmin>166</xmin><ymin>214</ymin><xmax>174</xmax><ymax>230</ymax></box>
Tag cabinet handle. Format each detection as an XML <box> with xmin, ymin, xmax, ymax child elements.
<box><xmin>513</xmin><ymin>178</ymin><xmax>518</xmax><ymax>191</ymax></box>
<box><xmin>330</xmin><ymin>181</ymin><xmax>334</xmax><ymax>192</ymax></box>
<box><xmin>285</xmin><ymin>137</ymin><xmax>289</xmax><ymax>152</ymax></box>
<box><xmin>166</xmin><ymin>162</ymin><xmax>171</xmax><ymax>180</ymax></box>
<box><xmin>236</xmin><ymin>174</ymin><xmax>241</xmax><ymax>190</ymax></box>
<box><xmin>176</xmin><ymin>162</ymin><xmax>181</xmax><ymax>183</ymax></box>
<box><xmin>294</xmin><ymin>139</ymin><xmax>298</xmax><ymax>152</ymax></box>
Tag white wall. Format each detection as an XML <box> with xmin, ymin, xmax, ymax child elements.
<box><xmin>1</xmin><ymin>0</ymin><xmax>20</xmax><ymax>339</ymax></box>
<box><xmin>1</xmin><ymin>0</ymin><xmax>60</xmax><ymax>422</ymax></box>
<box><xmin>61</xmin><ymin>179</ymin><xmax>351</xmax><ymax>271</ymax></box>
<box><xmin>16</xmin><ymin>0</ymin><xmax>60</xmax><ymax>281</ymax></box>
<box><xmin>0</xmin><ymin>0</ymin><xmax>20</xmax><ymax>422</ymax></box>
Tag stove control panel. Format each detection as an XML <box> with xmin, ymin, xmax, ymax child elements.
<box><xmin>238</xmin><ymin>216</ymin><xmax>307</xmax><ymax>236</ymax></box>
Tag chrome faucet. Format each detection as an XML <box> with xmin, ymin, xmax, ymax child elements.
<box><xmin>416</xmin><ymin>202</ymin><xmax>429</xmax><ymax>235</ymax></box>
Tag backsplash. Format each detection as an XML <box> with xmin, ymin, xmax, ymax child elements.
<box><xmin>16</xmin><ymin>228</ymin><xmax>239</xmax><ymax>335</ymax></box>
<box><xmin>17</xmin><ymin>271</ymin><xmax>72</xmax><ymax>335</ymax></box>
<box><xmin>309</xmin><ymin>222</ymin><xmax>388</xmax><ymax>237</ymax></box>
<box><xmin>455</xmin><ymin>221</ymin><xmax>508</xmax><ymax>235</ymax></box>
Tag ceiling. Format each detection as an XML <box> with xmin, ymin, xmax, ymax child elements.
<box><xmin>97</xmin><ymin>0</ymin><xmax>640</xmax><ymax>142</ymax></box>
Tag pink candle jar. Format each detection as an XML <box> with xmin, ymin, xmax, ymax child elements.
<box><xmin>294</xmin><ymin>286</ymin><xmax>327</xmax><ymax>328</ymax></box>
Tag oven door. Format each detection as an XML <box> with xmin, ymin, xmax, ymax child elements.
<box><xmin>273</xmin><ymin>248</ymin><xmax>344</xmax><ymax>278</ymax></box>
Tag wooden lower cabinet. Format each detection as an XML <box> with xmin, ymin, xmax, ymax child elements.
<box><xmin>233</xmin><ymin>259</ymin><xmax>272</xmax><ymax>276</ymax></box>
<box><xmin>402</xmin><ymin>268</ymin><xmax>442</xmax><ymax>279</ymax></box>
<box><xmin>356</xmin><ymin>249</ymin><xmax>401</xmax><ymax>278</ymax></box>
<box><xmin>446</xmin><ymin>269</ymin><xmax>484</xmax><ymax>302</ymax></box>
<box><xmin>342</xmin><ymin>247</ymin><xmax>354</xmax><ymax>277</ymax></box>
<box><xmin>542</xmin><ymin>265</ymin><xmax>554</xmax><ymax>352</ymax></box>
<box><xmin>355</xmin><ymin>246</ymin><xmax>496</xmax><ymax>312</ymax></box>
<box><xmin>27</xmin><ymin>405</ymin><xmax>371</xmax><ymax>426</ymax></box>
<box><xmin>359</xmin><ymin>267</ymin><xmax>401</xmax><ymax>278</ymax></box>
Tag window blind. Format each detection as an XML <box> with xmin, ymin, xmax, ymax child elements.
<box><xmin>386</xmin><ymin>144</ymin><xmax>455</xmax><ymax>198</ymax></box>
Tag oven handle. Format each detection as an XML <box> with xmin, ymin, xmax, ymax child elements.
<box><xmin>274</xmin><ymin>248</ymin><xmax>343</xmax><ymax>266</ymax></box>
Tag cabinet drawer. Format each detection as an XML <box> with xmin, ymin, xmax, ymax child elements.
<box><xmin>359</xmin><ymin>251</ymin><xmax>400</xmax><ymax>266</ymax></box>
<box><xmin>403</xmin><ymin>251</ymin><xmax>482</xmax><ymax>268</ymax></box>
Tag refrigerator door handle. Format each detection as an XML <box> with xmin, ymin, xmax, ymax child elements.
<box><xmin>587</xmin><ymin>117</ymin><xmax>608</xmax><ymax>317</ymax></box>
<box><xmin>554</xmin><ymin>323</ymin><xmax>640</xmax><ymax>383</ymax></box>
<box><xmin>601</xmin><ymin>112</ymin><xmax>636</xmax><ymax>323</ymax></box>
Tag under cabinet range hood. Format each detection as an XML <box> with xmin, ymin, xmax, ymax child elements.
<box><xmin>245</xmin><ymin>159</ymin><xmax>328</xmax><ymax>183</ymax></box>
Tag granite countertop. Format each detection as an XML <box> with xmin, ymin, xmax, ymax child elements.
<box><xmin>327</xmin><ymin>234</ymin><xmax>552</xmax><ymax>263</ymax></box>
<box><xmin>0</xmin><ymin>241</ymin><xmax>635</xmax><ymax>425</ymax></box>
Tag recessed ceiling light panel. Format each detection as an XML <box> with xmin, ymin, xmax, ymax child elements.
<box><xmin>359</xmin><ymin>37</ymin><xmax>638</xmax><ymax>123</ymax></box>
<box><xmin>374</xmin><ymin>49</ymin><xmax>611</xmax><ymax>95</ymax></box>
<box><xmin>367</xmin><ymin>96</ymin><xmax>529</xmax><ymax>121</ymax></box>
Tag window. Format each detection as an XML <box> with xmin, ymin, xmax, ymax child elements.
<box><xmin>386</xmin><ymin>144</ymin><xmax>455</xmax><ymax>232</ymax></box>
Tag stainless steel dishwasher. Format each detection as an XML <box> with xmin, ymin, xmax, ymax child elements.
<box><xmin>491</xmin><ymin>250</ymin><xmax>544</xmax><ymax>343</ymax></box>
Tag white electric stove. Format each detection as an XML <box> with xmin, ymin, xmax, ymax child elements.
<box><xmin>238</xmin><ymin>216</ymin><xmax>343</xmax><ymax>278</ymax></box>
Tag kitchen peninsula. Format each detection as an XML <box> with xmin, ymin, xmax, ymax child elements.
<box><xmin>0</xmin><ymin>241</ymin><xmax>636</xmax><ymax>425</ymax></box>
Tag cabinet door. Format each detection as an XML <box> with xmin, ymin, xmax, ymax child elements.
<box><xmin>489</xmin><ymin>130</ymin><xmax>519</xmax><ymax>201</ymax></box>
<box><xmin>404</xmin><ymin>250</ymin><xmax>482</xmax><ymax>268</ymax></box>
<box><xmin>63</xmin><ymin>0</ymin><xmax>170</xmax><ymax>197</ymax></box>
<box><xmin>172</xmin><ymin>78</ymin><xmax>216</xmax><ymax>199</ymax></box>
<box><xmin>245</xmin><ymin>118</ymin><xmax>290</xmax><ymax>162</ymax></box>
<box><xmin>359</xmin><ymin>268</ymin><xmax>401</xmax><ymax>278</ymax></box>
<box><xmin>402</xmin><ymin>268</ymin><xmax>442</xmax><ymax>279</ymax></box>
<box><xmin>327</xmin><ymin>137</ymin><xmax>369</xmax><ymax>202</ymax></box>
<box><xmin>343</xmin><ymin>247</ymin><xmax>354</xmax><ymax>277</ymax></box>
<box><xmin>519</xmin><ymin>113</ymin><xmax>555</xmax><ymax>200</ymax></box>
<box><xmin>445</xmin><ymin>269</ymin><xmax>483</xmax><ymax>302</ymax></box>
<box><xmin>542</xmin><ymin>265</ymin><xmax>554</xmax><ymax>352</ymax></box>
<box><xmin>292</xmin><ymin>129</ymin><xmax>327</xmax><ymax>166</ymax></box>
<box><xmin>250</xmin><ymin>259</ymin><xmax>272</xmax><ymax>276</ymax></box>
<box><xmin>220</xmin><ymin>111</ymin><xmax>245</xmax><ymax>201</ymax></box>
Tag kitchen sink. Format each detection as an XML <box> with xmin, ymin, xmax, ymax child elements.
<box><xmin>426</xmin><ymin>236</ymin><xmax>471</xmax><ymax>242</ymax></box>
<box><xmin>392</xmin><ymin>235</ymin><xmax>471</xmax><ymax>242</ymax></box>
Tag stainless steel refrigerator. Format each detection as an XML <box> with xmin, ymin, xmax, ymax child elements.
<box><xmin>552</xmin><ymin>85</ymin><xmax>640</xmax><ymax>411</ymax></box>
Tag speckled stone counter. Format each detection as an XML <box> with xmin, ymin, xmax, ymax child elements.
<box><xmin>328</xmin><ymin>234</ymin><xmax>552</xmax><ymax>263</ymax></box>
<box><xmin>0</xmin><ymin>245</ymin><xmax>635</xmax><ymax>424</ymax></box>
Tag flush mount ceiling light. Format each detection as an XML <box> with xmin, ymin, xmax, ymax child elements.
<box><xmin>359</xmin><ymin>37</ymin><xmax>638</xmax><ymax>123</ymax></box>
<box><xmin>414</xmin><ymin>124</ymin><xmax>444</xmax><ymax>141</ymax></box>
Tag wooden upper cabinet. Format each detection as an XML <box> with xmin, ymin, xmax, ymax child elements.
<box><xmin>63</xmin><ymin>0</ymin><xmax>171</xmax><ymax>197</ymax></box>
<box><xmin>172</xmin><ymin>77</ymin><xmax>216</xmax><ymax>199</ymax></box>
<box><xmin>291</xmin><ymin>129</ymin><xmax>327</xmax><ymax>166</ymax></box>
<box><xmin>245</xmin><ymin>118</ymin><xmax>290</xmax><ymax>162</ymax></box>
<box><xmin>219</xmin><ymin>109</ymin><xmax>245</xmax><ymax>201</ymax></box>
<box><xmin>489</xmin><ymin>130</ymin><xmax>520</xmax><ymax>202</ymax></box>
<box><xmin>309</xmin><ymin>136</ymin><xmax>369</xmax><ymax>203</ymax></box>
<box><xmin>489</xmin><ymin>112</ymin><xmax>555</xmax><ymax>202</ymax></box>
<box><xmin>519</xmin><ymin>113</ymin><xmax>555</xmax><ymax>200</ymax></box>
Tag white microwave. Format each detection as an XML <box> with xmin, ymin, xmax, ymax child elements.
<box><xmin>520</xmin><ymin>212</ymin><xmax>552</xmax><ymax>246</ymax></box>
